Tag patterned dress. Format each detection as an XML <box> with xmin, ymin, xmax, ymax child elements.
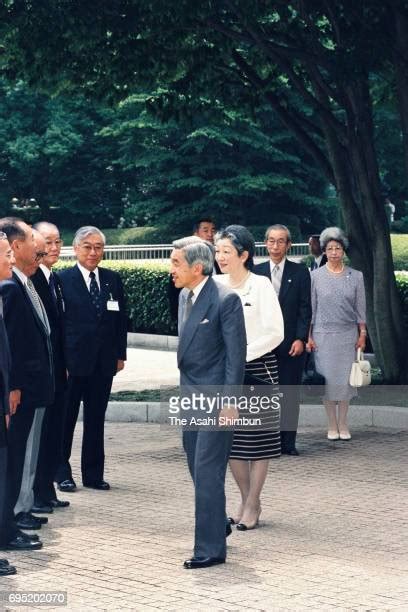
<box><xmin>311</xmin><ymin>265</ymin><xmax>366</xmax><ymax>401</ymax></box>
<box><xmin>215</xmin><ymin>273</ymin><xmax>284</xmax><ymax>460</ymax></box>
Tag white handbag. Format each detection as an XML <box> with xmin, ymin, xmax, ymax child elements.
<box><xmin>349</xmin><ymin>348</ymin><xmax>371</xmax><ymax>387</ymax></box>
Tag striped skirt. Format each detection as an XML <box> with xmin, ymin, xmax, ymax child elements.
<box><xmin>229</xmin><ymin>351</ymin><xmax>281</xmax><ymax>461</ymax></box>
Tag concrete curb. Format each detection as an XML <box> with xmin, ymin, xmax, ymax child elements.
<box><xmin>77</xmin><ymin>401</ymin><xmax>407</xmax><ymax>429</ymax></box>
<box><xmin>127</xmin><ymin>332</ymin><xmax>178</xmax><ymax>351</ymax></box>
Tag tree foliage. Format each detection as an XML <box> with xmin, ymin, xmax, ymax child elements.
<box><xmin>0</xmin><ymin>1</ymin><xmax>407</xmax><ymax>379</ymax></box>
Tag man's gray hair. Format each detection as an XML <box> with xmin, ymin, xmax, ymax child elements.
<box><xmin>73</xmin><ymin>226</ymin><xmax>106</xmax><ymax>246</ymax></box>
<box><xmin>33</xmin><ymin>221</ymin><xmax>59</xmax><ymax>234</ymax></box>
<box><xmin>264</xmin><ymin>224</ymin><xmax>292</xmax><ymax>242</ymax></box>
<box><xmin>172</xmin><ymin>236</ymin><xmax>214</xmax><ymax>276</ymax></box>
<box><xmin>319</xmin><ymin>226</ymin><xmax>349</xmax><ymax>251</ymax></box>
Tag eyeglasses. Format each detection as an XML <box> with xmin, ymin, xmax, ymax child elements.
<box><xmin>79</xmin><ymin>244</ymin><xmax>104</xmax><ymax>253</ymax></box>
<box><xmin>35</xmin><ymin>251</ymin><xmax>48</xmax><ymax>260</ymax></box>
<box><xmin>267</xmin><ymin>239</ymin><xmax>287</xmax><ymax>246</ymax></box>
<box><xmin>326</xmin><ymin>246</ymin><xmax>343</xmax><ymax>252</ymax></box>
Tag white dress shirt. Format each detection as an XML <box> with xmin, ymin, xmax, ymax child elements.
<box><xmin>77</xmin><ymin>262</ymin><xmax>100</xmax><ymax>290</ymax></box>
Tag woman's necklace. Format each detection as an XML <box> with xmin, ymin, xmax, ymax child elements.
<box><xmin>326</xmin><ymin>262</ymin><xmax>345</xmax><ymax>274</ymax></box>
<box><xmin>229</xmin><ymin>270</ymin><xmax>251</xmax><ymax>289</ymax></box>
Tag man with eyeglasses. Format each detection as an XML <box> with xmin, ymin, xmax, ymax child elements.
<box><xmin>30</xmin><ymin>223</ymin><xmax>69</xmax><ymax>514</ymax></box>
<box><xmin>254</xmin><ymin>224</ymin><xmax>311</xmax><ymax>456</ymax></box>
<box><xmin>0</xmin><ymin>218</ymin><xmax>53</xmax><ymax>550</ymax></box>
<box><xmin>55</xmin><ymin>226</ymin><xmax>127</xmax><ymax>493</ymax></box>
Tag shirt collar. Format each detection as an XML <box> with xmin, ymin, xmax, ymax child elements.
<box><xmin>13</xmin><ymin>266</ymin><xmax>28</xmax><ymax>285</ymax></box>
<box><xmin>190</xmin><ymin>276</ymin><xmax>209</xmax><ymax>303</ymax></box>
<box><xmin>269</xmin><ymin>257</ymin><xmax>286</xmax><ymax>274</ymax></box>
<box><xmin>40</xmin><ymin>263</ymin><xmax>52</xmax><ymax>281</ymax></box>
<box><xmin>77</xmin><ymin>262</ymin><xmax>100</xmax><ymax>284</ymax></box>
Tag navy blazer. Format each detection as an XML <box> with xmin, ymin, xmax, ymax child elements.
<box><xmin>31</xmin><ymin>267</ymin><xmax>67</xmax><ymax>392</ymax></box>
<box><xmin>177</xmin><ymin>277</ymin><xmax>246</xmax><ymax>388</ymax></box>
<box><xmin>59</xmin><ymin>265</ymin><xmax>127</xmax><ymax>377</ymax></box>
<box><xmin>0</xmin><ymin>298</ymin><xmax>11</xmax><ymax>417</ymax></box>
<box><xmin>0</xmin><ymin>273</ymin><xmax>54</xmax><ymax>409</ymax></box>
<box><xmin>254</xmin><ymin>259</ymin><xmax>312</xmax><ymax>357</ymax></box>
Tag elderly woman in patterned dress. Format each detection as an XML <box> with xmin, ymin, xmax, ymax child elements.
<box><xmin>307</xmin><ymin>227</ymin><xmax>367</xmax><ymax>441</ymax></box>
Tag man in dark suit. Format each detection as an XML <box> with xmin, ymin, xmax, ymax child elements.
<box><xmin>308</xmin><ymin>234</ymin><xmax>327</xmax><ymax>270</ymax></box>
<box><xmin>254</xmin><ymin>224</ymin><xmax>311</xmax><ymax>455</ymax></box>
<box><xmin>31</xmin><ymin>222</ymin><xmax>68</xmax><ymax>513</ymax></box>
<box><xmin>55</xmin><ymin>226</ymin><xmax>127</xmax><ymax>492</ymax></box>
<box><xmin>170</xmin><ymin>236</ymin><xmax>246</xmax><ymax>569</ymax></box>
<box><xmin>0</xmin><ymin>232</ymin><xmax>18</xmax><ymax>574</ymax></box>
<box><xmin>168</xmin><ymin>218</ymin><xmax>220</xmax><ymax>322</ymax></box>
<box><xmin>0</xmin><ymin>217</ymin><xmax>53</xmax><ymax>549</ymax></box>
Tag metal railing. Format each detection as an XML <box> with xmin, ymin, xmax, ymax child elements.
<box><xmin>60</xmin><ymin>242</ymin><xmax>309</xmax><ymax>263</ymax></box>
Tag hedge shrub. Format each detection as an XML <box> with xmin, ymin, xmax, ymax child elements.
<box><xmin>56</xmin><ymin>261</ymin><xmax>408</xmax><ymax>336</ymax></box>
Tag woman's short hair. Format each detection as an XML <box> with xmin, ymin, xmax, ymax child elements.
<box><xmin>215</xmin><ymin>224</ymin><xmax>255</xmax><ymax>270</ymax></box>
<box><xmin>319</xmin><ymin>227</ymin><xmax>349</xmax><ymax>251</ymax></box>
<box><xmin>172</xmin><ymin>236</ymin><xmax>214</xmax><ymax>275</ymax></box>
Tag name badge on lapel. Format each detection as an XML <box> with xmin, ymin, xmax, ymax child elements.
<box><xmin>107</xmin><ymin>300</ymin><xmax>120</xmax><ymax>312</ymax></box>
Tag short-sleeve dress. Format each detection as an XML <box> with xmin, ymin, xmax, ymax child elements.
<box><xmin>311</xmin><ymin>265</ymin><xmax>366</xmax><ymax>401</ymax></box>
<box><xmin>215</xmin><ymin>272</ymin><xmax>284</xmax><ymax>460</ymax></box>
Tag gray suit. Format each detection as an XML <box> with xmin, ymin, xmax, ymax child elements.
<box><xmin>178</xmin><ymin>277</ymin><xmax>246</xmax><ymax>559</ymax></box>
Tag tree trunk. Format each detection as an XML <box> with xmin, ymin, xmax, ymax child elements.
<box><xmin>393</xmin><ymin>6</ymin><xmax>408</xmax><ymax>184</ymax></box>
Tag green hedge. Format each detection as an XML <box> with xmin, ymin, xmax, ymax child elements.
<box><xmin>56</xmin><ymin>261</ymin><xmax>408</xmax><ymax>336</ymax></box>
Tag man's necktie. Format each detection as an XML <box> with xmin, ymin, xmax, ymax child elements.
<box><xmin>271</xmin><ymin>265</ymin><xmax>280</xmax><ymax>295</ymax></box>
<box><xmin>48</xmin><ymin>272</ymin><xmax>58</xmax><ymax>307</ymax></box>
<box><xmin>182</xmin><ymin>290</ymin><xmax>194</xmax><ymax>324</ymax></box>
<box><xmin>26</xmin><ymin>278</ymin><xmax>50</xmax><ymax>333</ymax></box>
<box><xmin>89</xmin><ymin>271</ymin><xmax>102</xmax><ymax>317</ymax></box>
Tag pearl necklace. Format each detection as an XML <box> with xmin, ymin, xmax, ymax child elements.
<box><xmin>326</xmin><ymin>263</ymin><xmax>345</xmax><ymax>274</ymax></box>
<box><xmin>228</xmin><ymin>270</ymin><xmax>251</xmax><ymax>289</ymax></box>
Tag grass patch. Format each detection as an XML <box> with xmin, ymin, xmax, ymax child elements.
<box><xmin>391</xmin><ymin>234</ymin><xmax>408</xmax><ymax>270</ymax></box>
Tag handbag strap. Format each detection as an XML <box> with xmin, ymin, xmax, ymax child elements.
<box><xmin>357</xmin><ymin>348</ymin><xmax>364</xmax><ymax>361</ymax></box>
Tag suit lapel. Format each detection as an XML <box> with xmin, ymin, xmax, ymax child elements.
<box><xmin>12</xmin><ymin>272</ymin><xmax>48</xmax><ymax>337</ymax></box>
<box><xmin>177</xmin><ymin>278</ymin><xmax>213</xmax><ymax>364</ymax></box>
<box><xmin>279</xmin><ymin>260</ymin><xmax>294</xmax><ymax>303</ymax></box>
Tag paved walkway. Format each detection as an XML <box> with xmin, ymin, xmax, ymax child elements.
<box><xmin>111</xmin><ymin>348</ymin><xmax>178</xmax><ymax>392</ymax></box>
<box><xmin>2</xmin><ymin>423</ymin><xmax>407</xmax><ymax>611</ymax></box>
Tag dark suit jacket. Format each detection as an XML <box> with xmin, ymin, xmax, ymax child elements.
<box><xmin>310</xmin><ymin>254</ymin><xmax>327</xmax><ymax>271</ymax></box>
<box><xmin>177</xmin><ymin>277</ymin><xmax>246</xmax><ymax>388</ymax></box>
<box><xmin>0</xmin><ymin>272</ymin><xmax>54</xmax><ymax>408</ymax></box>
<box><xmin>59</xmin><ymin>265</ymin><xmax>127</xmax><ymax>378</ymax></box>
<box><xmin>31</xmin><ymin>267</ymin><xmax>66</xmax><ymax>392</ymax></box>
<box><xmin>254</xmin><ymin>259</ymin><xmax>312</xmax><ymax>358</ymax></box>
<box><xmin>0</xmin><ymin>298</ymin><xmax>11</xmax><ymax>420</ymax></box>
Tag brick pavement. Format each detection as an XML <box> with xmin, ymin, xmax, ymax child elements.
<box><xmin>1</xmin><ymin>424</ymin><xmax>408</xmax><ymax>612</ymax></box>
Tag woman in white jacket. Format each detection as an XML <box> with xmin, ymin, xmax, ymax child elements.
<box><xmin>215</xmin><ymin>225</ymin><xmax>284</xmax><ymax>531</ymax></box>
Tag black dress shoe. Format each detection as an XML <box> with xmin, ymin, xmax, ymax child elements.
<box><xmin>0</xmin><ymin>564</ymin><xmax>17</xmax><ymax>576</ymax></box>
<box><xmin>83</xmin><ymin>480</ymin><xmax>110</xmax><ymax>491</ymax></box>
<box><xmin>4</xmin><ymin>535</ymin><xmax>42</xmax><ymax>551</ymax></box>
<box><xmin>16</xmin><ymin>530</ymin><xmax>39</xmax><ymax>542</ymax></box>
<box><xmin>183</xmin><ymin>557</ymin><xmax>225</xmax><ymax>569</ymax></box>
<box><xmin>31</xmin><ymin>502</ymin><xmax>54</xmax><ymax>514</ymax></box>
<box><xmin>0</xmin><ymin>558</ymin><xmax>10</xmax><ymax>566</ymax></box>
<box><xmin>57</xmin><ymin>479</ymin><xmax>77</xmax><ymax>492</ymax></box>
<box><xmin>281</xmin><ymin>448</ymin><xmax>300</xmax><ymax>456</ymax></box>
<box><xmin>49</xmin><ymin>499</ymin><xmax>70</xmax><ymax>508</ymax></box>
<box><xmin>14</xmin><ymin>512</ymin><xmax>42</xmax><ymax>531</ymax></box>
<box><xmin>31</xmin><ymin>514</ymin><xmax>48</xmax><ymax>525</ymax></box>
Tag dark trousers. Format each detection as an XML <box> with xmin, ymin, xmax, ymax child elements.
<box><xmin>56</xmin><ymin>370</ymin><xmax>113</xmax><ymax>484</ymax></box>
<box><xmin>277</xmin><ymin>352</ymin><xmax>307</xmax><ymax>450</ymax></box>
<box><xmin>34</xmin><ymin>391</ymin><xmax>66</xmax><ymax>503</ymax></box>
<box><xmin>182</xmin><ymin>430</ymin><xmax>233</xmax><ymax>560</ymax></box>
<box><xmin>0</xmin><ymin>420</ymin><xmax>17</xmax><ymax>545</ymax></box>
